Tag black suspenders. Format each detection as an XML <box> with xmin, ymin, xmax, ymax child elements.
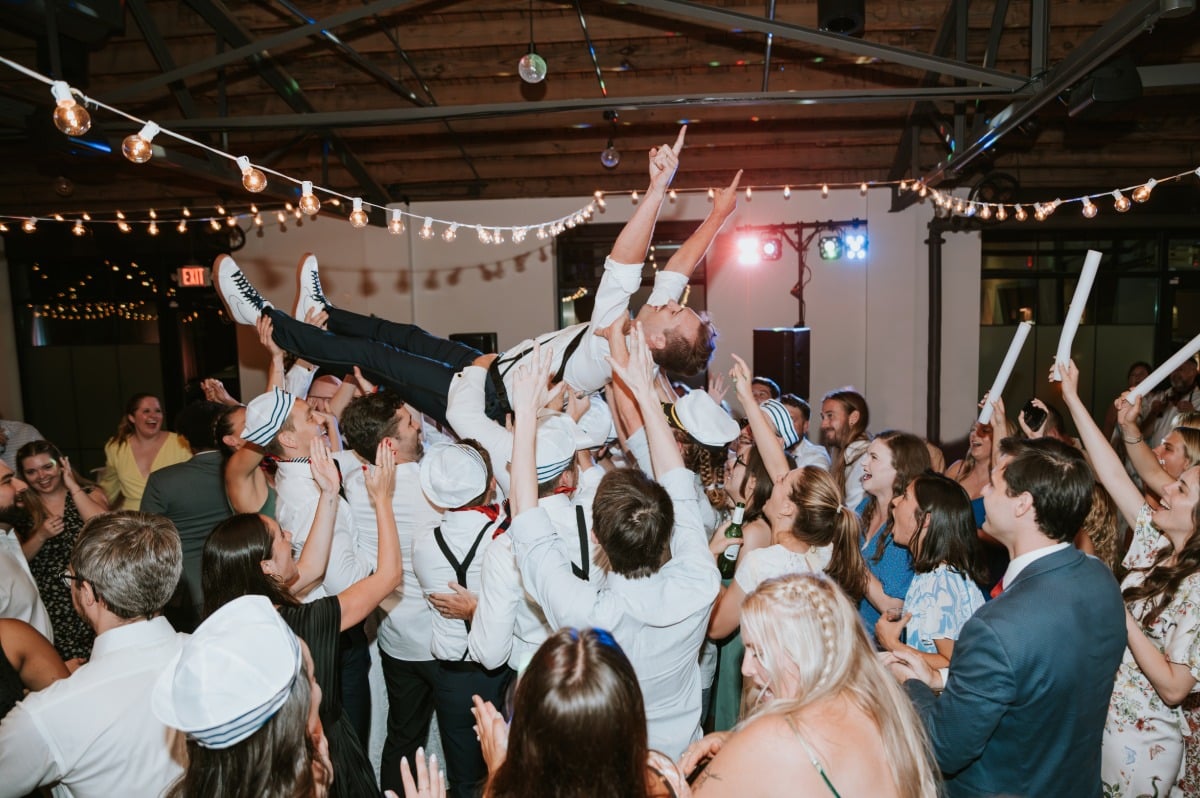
<box><xmin>432</xmin><ymin>519</ymin><xmax>492</xmax><ymax>637</ymax></box>
<box><xmin>571</xmin><ymin>505</ymin><xmax>590</xmax><ymax>581</ymax></box>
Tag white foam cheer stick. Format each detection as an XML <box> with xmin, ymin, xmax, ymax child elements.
<box><xmin>1050</xmin><ymin>249</ymin><xmax>1101</xmax><ymax>381</ymax></box>
<box><xmin>1128</xmin><ymin>331</ymin><xmax>1200</xmax><ymax>402</ymax></box>
<box><xmin>979</xmin><ymin>321</ymin><xmax>1033</xmax><ymax>425</ymax></box>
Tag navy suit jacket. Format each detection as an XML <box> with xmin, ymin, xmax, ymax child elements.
<box><xmin>906</xmin><ymin>545</ymin><xmax>1125</xmax><ymax>798</ymax></box>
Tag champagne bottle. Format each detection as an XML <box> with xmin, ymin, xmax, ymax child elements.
<box><xmin>718</xmin><ymin>503</ymin><xmax>746</xmax><ymax>579</ymax></box>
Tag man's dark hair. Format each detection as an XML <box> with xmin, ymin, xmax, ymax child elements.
<box><xmin>655</xmin><ymin>312</ymin><xmax>716</xmax><ymax>376</ymax></box>
<box><xmin>998</xmin><ymin>437</ymin><xmax>1094</xmax><ymax>543</ymax></box>
<box><xmin>592</xmin><ymin>469</ymin><xmax>673</xmax><ymax>578</ymax></box>
<box><xmin>342</xmin><ymin>390</ymin><xmax>406</xmax><ymax>463</ymax></box>
<box><xmin>175</xmin><ymin>401</ymin><xmax>226</xmax><ymax>453</ymax></box>
<box><xmin>751</xmin><ymin>376</ymin><xmax>781</xmax><ymax>399</ymax></box>
<box><xmin>779</xmin><ymin>394</ymin><xmax>811</xmax><ymax>424</ymax></box>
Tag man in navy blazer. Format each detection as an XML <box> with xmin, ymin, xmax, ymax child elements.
<box><xmin>887</xmin><ymin>437</ymin><xmax>1125</xmax><ymax>798</ymax></box>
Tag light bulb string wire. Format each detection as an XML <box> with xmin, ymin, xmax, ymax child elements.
<box><xmin>1</xmin><ymin>55</ymin><xmax>594</xmax><ymax>232</ymax></box>
<box><xmin>5</xmin><ymin>55</ymin><xmax>1199</xmax><ymax>224</ymax></box>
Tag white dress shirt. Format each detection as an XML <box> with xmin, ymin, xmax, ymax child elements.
<box><xmin>343</xmin><ymin>459</ymin><xmax>440</xmax><ymax>661</ymax></box>
<box><xmin>494</xmin><ymin>260</ymin><xmax>687</xmax><ymax>396</ymax></box>
<box><xmin>0</xmin><ymin>617</ymin><xmax>186</xmax><ymax>798</ymax></box>
<box><xmin>0</xmin><ymin>528</ymin><xmax>51</xmax><ymax>640</ymax></box>
<box><xmin>509</xmin><ymin>467</ymin><xmax>720</xmax><ymax>759</ymax></box>
<box><xmin>788</xmin><ymin>437</ymin><xmax>832</xmax><ymax>470</ymax></box>
<box><xmin>412</xmin><ymin>508</ymin><xmax>504</xmax><ymax>661</ymax></box>
<box><xmin>275</xmin><ymin>454</ymin><xmax>370</xmax><ymax>601</ymax></box>
<box><xmin>841</xmin><ymin>437</ymin><xmax>870</xmax><ymax>510</ymax></box>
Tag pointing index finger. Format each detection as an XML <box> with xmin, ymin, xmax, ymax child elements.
<box><xmin>671</xmin><ymin>125</ymin><xmax>687</xmax><ymax>154</ymax></box>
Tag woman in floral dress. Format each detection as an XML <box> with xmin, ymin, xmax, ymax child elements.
<box><xmin>16</xmin><ymin>440</ymin><xmax>108</xmax><ymax>661</ymax></box>
<box><xmin>1061</xmin><ymin>360</ymin><xmax>1200</xmax><ymax>796</ymax></box>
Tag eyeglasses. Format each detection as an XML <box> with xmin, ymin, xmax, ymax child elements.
<box><xmin>60</xmin><ymin>571</ymin><xmax>87</xmax><ymax>590</ymax></box>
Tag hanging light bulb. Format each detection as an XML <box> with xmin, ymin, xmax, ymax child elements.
<box><xmin>253</xmin><ymin>213</ymin><xmax>263</xmax><ymax>227</ymax></box>
<box><xmin>518</xmin><ymin>0</ymin><xmax>547</xmax><ymax>83</ymax></box>
<box><xmin>389</xmin><ymin>209</ymin><xmax>405</xmax><ymax>235</ymax></box>
<box><xmin>1132</xmin><ymin>178</ymin><xmax>1157</xmax><ymax>203</ymax></box>
<box><xmin>821</xmin><ymin>184</ymin><xmax>830</xmax><ymax>198</ymax></box>
<box><xmin>182</xmin><ymin>207</ymin><xmax>191</xmax><ymax>217</ymax></box>
<box><xmin>50</xmin><ymin>81</ymin><xmax>91</xmax><ymax>135</ymax></box>
<box><xmin>443</xmin><ymin>223</ymin><xmax>459</xmax><ymax>242</ymax></box>
<box><xmin>118</xmin><ymin>220</ymin><xmax>131</xmax><ymax>233</ymax></box>
<box><xmin>978</xmin><ymin>204</ymin><xmax>992</xmax><ymax>220</ymax></box>
<box><xmin>918</xmin><ymin>182</ymin><xmax>928</xmax><ymax>198</ymax></box>
<box><xmin>21</xmin><ymin>218</ymin><xmax>36</xmax><ymax>233</ymax></box>
<box><xmin>631</xmin><ymin>190</ymin><xmax>639</xmax><ymax>204</ymax></box>
<box><xmin>537</xmin><ymin>226</ymin><xmax>548</xmax><ymax>240</ymax></box>
<box><xmin>594</xmin><ymin>191</ymin><xmax>606</xmax><ymax>210</ymax></box>
<box><xmin>513</xmin><ymin>227</ymin><xmax>528</xmax><ymax>243</ymax></box>
<box><xmin>122</xmin><ymin>121</ymin><xmax>160</xmax><ymax>164</ymax></box>
<box><xmin>177</xmin><ymin>219</ymin><xmax>188</xmax><ymax>233</ymax></box>
<box><xmin>783</xmin><ymin>185</ymin><xmax>791</xmax><ymax>199</ymax></box>
<box><xmin>859</xmin><ymin>182</ymin><xmax>868</xmax><ymax>196</ymax></box>
<box><xmin>476</xmin><ymin>225</ymin><xmax>491</xmax><ymax>244</ymax></box>
<box><xmin>493</xmin><ymin>228</ymin><xmax>505</xmax><ymax>244</ymax></box>
<box><xmin>420</xmin><ymin>218</ymin><xmax>434</xmax><ymax>240</ymax></box>
<box><xmin>226</xmin><ymin>216</ymin><xmax>238</xmax><ymax>227</ymax></box>
<box><xmin>148</xmin><ymin>221</ymin><xmax>159</xmax><ymax>236</ymax></box>
<box><xmin>600</xmin><ymin>139</ymin><xmax>620</xmax><ymax>168</ymax></box>
<box><xmin>1112</xmin><ymin>189</ymin><xmax>1131</xmax><ymax>212</ymax></box>
<box><xmin>236</xmin><ymin>156</ymin><xmax>267</xmax><ymax>193</ymax></box>
<box><xmin>1014</xmin><ymin>204</ymin><xmax>1027</xmax><ymax>222</ymax></box>
<box><xmin>276</xmin><ymin>211</ymin><xmax>287</xmax><ymax>225</ymax></box>
<box><xmin>668</xmin><ymin>189</ymin><xmax>677</xmax><ymax>202</ymax></box>
<box><xmin>299</xmin><ymin>181</ymin><xmax>320</xmax><ymax>215</ymax></box>
<box><xmin>349</xmin><ymin>198</ymin><xmax>369</xmax><ymax>228</ymax></box>
<box><xmin>1081</xmin><ymin>197</ymin><xmax>1098</xmax><ymax>218</ymax></box>
<box><xmin>899</xmin><ymin>180</ymin><xmax>909</xmax><ymax>192</ymax></box>
<box><xmin>995</xmin><ymin>205</ymin><xmax>1008</xmax><ymax>221</ymax></box>
<box><xmin>745</xmin><ymin>186</ymin><xmax>752</xmax><ymax>201</ymax></box>
<box><xmin>1033</xmin><ymin>204</ymin><xmax>1047</xmax><ymax>222</ymax></box>
<box><xmin>215</xmin><ymin>204</ymin><xmax>227</xmax><ymax>216</ymax></box>
<box><xmin>293</xmin><ymin>208</ymin><xmax>302</xmax><ymax>220</ymax></box>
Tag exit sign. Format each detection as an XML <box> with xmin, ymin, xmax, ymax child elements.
<box><xmin>177</xmin><ymin>266</ymin><xmax>210</xmax><ymax>287</ymax></box>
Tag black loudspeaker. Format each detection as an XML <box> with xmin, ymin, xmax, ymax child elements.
<box><xmin>753</xmin><ymin>328</ymin><xmax>811</xmax><ymax>400</ymax></box>
<box><xmin>450</xmin><ymin>332</ymin><xmax>498</xmax><ymax>354</ymax></box>
<box><xmin>1068</xmin><ymin>54</ymin><xmax>1142</xmax><ymax>119</ymax></box>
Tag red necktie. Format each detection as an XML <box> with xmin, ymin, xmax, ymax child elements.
<box><xmin>465</xmin><ymin>503</ymin><xmax>501</xmax><ymax>522</ymax></box>
<box><xmin>552</xmin><ymin>485</ymin><xmax>576</xmax><ymax>498</ymax></box>
<box><xmin>990</xmin><ymin>579</ymin><xmax>1004</xmax><ymax>599</ymax></box>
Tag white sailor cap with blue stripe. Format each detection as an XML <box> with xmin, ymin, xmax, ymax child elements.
<box><xmin>241</xmin><ymin>388</ymin><xmax>297</xmax><ymax>446</ymax></box>
<box><xmin>536</xmin><ymin>412</ymin><xmax>580</xmax><ymax>483</ymax></box>
<box><xmin>152</xmin><ymin>595</ymin><xmax>302</xmax><ymax>750</ymax></box>
<box><xmin>759</xmin><ymin>399</ymin><xmax>800</xmax><ymax>449</ymax></box>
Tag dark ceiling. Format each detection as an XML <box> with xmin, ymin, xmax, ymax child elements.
<box><xmin>1</xmin><ymin>0</ymin><xmax>1199</xmax><ymax>219</ymax></box>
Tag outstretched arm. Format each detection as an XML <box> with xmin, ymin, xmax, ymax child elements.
<box><xmin>609</xmin><ymin>127</ymin><xmax>685</xmax><ymax>265</ymax></box>
<box><xmin>1059</xmin><ymin>360</ymin><xmax>1144</xmax><ymax>526</ymax></box>
<box><xmin>609</xmin><ymin>324</ymin><xmax>685</xmax><ymax>477</ymax></box>
<box><xmin>336</xmin><ymin>441</ymin><xmax>404</xmax><ymax>631</ymax></box>
<box><xmin>730</xmin><ymin>354</ymin><xmax>789</xmax><ymax>481</ymax></box>
<box><xmin>662</xmin><ymin>170</ymin><xmax>741</xmax><ymax>279</ymax></box>
<box><xmin>1118</xmin><ymin>392</ymin><xmax>1174</xmax><ymax>497</ymax></box>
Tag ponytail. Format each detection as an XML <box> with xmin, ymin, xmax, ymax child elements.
<box><xmin>825</xmin><ymin>504</ymin><xmax>868</xmax><ymax>602</ymax></box>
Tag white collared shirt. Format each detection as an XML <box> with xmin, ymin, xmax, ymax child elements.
<box><xmin>0</xmin><ymin>617</ymin><xmax>187</xmax><ymax>798</ymax></box>
<box><xmin>788</xmin><ymin>437</ymin><xmax>831</xmax><ymax>470</ymax></box>
<box><xmin>509</xmin><ymin>467</ymin><xmax>720</xmax><ymax>759</ymax></box>
<box><xmin>0</xmin><ymin>528</ymin><xmax>51</xmax><ymax>640</ymax></box>
<box><xmin>343</xmin><ymin>459</ymin><xmax>440</xmax><ymax>661</ymax></box>
<box><xmin>999</xmin><ymin>542</ymin><xmax>1071</xmax><ymax>590</ymax></box>
<box><xmin>275</xmin><ymin>454</ymin><xmax>370</xmax><ymax>601</ymax></box>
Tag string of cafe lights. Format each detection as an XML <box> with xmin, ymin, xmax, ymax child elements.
<box><xmin>4</xmin><ymin>56</ymin><xmax>1197</xmax><ymax>232</ymax></box>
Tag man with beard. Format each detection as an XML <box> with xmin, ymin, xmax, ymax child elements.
<box><xmin>339</xmin><ymin>390</ymin><xmax>441</xmax><ymax>793</ymax></box>
<box><xmin>819</xmin><ymin>388</ymin><xmax>872</xmax><ymax>509</ymax></box>
<box><xmin>0</xmin><ymin>461</ymin><xmax>50</xmax><ymax>638</ymax></box>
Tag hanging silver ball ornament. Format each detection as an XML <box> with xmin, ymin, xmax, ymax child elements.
<box><xmin>519</xmin><ymin>52</ymin><xmax>547</xmax><ymax>83</ymax></box>
<box><xmin>600</xmin><ymin>143</ymin><xmax>621</xmax><ymax>169</ymax></box>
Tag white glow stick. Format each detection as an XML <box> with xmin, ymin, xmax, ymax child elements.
<box><xmin>1128</xmin><ymin>331</ymin><xmax>1200</xmax><ymax>401</ymax></box>
<box><xmin>979</xmin><ymin>321</ymin><xmax>1033</xmax><ymax>425</ymax></box>
<box><xmin>1050</xmin><ymin>249</ymin><xmax>1102</xmax><ymax>381</ymax></box>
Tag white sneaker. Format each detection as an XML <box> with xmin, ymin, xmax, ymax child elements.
<box><xmin>213</xmin><ymin>254</ymin><xmax>271</xmax><ymax>325</ymax></box>
<box><xmin>294</xmin><ymin>252</ymin><xmax>332</xmax><ymax>322</ymax></box>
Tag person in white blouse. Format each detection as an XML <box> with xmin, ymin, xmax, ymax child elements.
<box><xmin>505</xmin><ymin>334</ymin><xmax>720</xmax><ymax>760</ymax></box>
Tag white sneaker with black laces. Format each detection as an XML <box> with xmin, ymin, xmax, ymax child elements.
<box><xmin>294</xmin><ymin>252</ymin><xmax>332</xmax><ymax>322</ymax></box>
<box><xmin>213</xmin><ymin>254</ymin><xmax>271</xmax><ymax>325</ymax></box>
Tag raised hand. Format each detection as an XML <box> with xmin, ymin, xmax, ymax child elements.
<box><xmin>59</xmin><ymin>455</ymin><xmax>80</xmax><ymax>493</ymax></box>
<box><xmin>564</xmin><ymin>383</ymin><xmax>591</xmax><ymax>423</ymax></box>
<box><xmin>1056</xmin><ymin>358</ymin><xmax>1081</xmax><ymax>401</ymax></box>
<box><xmin>255</xmin><ymin>315</ymin><xmax>285</xmax><ymax>360</ymax></box>
<box><xmin>365</xmin><ymin>439</ymin><xmax>396</xmax><ymax>503</ymax></box>
<box><xmin>201</xmin><ymin>377</ymin><xmax>239</xmax><ymax>406</ymax></box>
<box><xmin>712</xmin><ymin>169</ymin><xmax>743</xmax><ymax>219</ymax></box>
<box><xmin>648</xmin><ymin>125</ymin><xmax>686</xmax><ymax>190</ymax></box>
<box><xmin>352</xmin><ymin>366</ymin><xmax>377</xmax><ymax>396</ymax></box>
<box><xmin>607</xmin><ymin>323</ymin><xmax>657</xmax><ymax>401</ymax></box>
<box><xmin>1117</xmin><ymin>390</ymin><xmax>1142</xmax><ymax>427</ymax></box>
<box><xmin>471</xmin><ymin>694</ymin><xmax>509</xmax><ymax>775</ymax></box>
<box><xmin>510</xmin><ymin>343</ymin><xmax>563</xmax><ymax>418</ymax></box>
<box><xmin>303</xmin><ymin>306</ymin><xmax>330</xmax><ymax>330</ymax></box>
<box><xmin>729</xmin><ymin>353</ymin><xmax>756</xmax><ymax>404</ymax></box>
<box><xmin>308</xmin><ymin>438</ymin><xmax>340</xmax><ymax>497</ymax></box>
<box><xmin>394</xmin><ymin>747</ymin><xmax>445</xmax><ymax>798</ymax></box>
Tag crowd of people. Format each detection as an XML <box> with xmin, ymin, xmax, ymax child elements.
<box><xmin>1</xmin><ymin>128</ymin><xmax>1198</xmax><ymax>798</ymax></box>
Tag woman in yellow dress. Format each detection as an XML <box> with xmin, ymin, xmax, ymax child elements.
<box><xmin>100</xmin><ymin>393</ymin><xmax>190</xmax><ymax>510</ymax></box>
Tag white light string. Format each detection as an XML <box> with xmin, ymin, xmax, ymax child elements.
<box><xmin>5</xmin><ymin>55</ymin><xmax>1198</xmax><ymax>231</ymax></box>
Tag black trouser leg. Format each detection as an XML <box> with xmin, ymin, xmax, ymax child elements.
<box><xmin>379</xmin><ymin>653</ymin><xmax>439</xmax><ymax>794</ymax></box>
<box><xmin>338</xmin><ymin>622</ymin><xmax>372</xmax><ymax>748</ymax></box>
<box><xmin>434</xmin><ymin>662</ymin><xmax>514</xmax><ymax>798</ymax></box>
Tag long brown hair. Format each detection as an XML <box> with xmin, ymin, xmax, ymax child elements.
<box><xmin>486</xmin><ymin>628</ymin><xmax>649</xmax><ymax>798</ymax></box>
<box><xmin>861</xmin><ymin>431</ymin><xmax>932</xmax><ymax>564</ymax></box>
<box><xmin>1122</xmin><ymin>470</ymin><xmax>1200</xmax><ymax>627</ymax></box>
<box><xmin>784</xmin><ymin>466</ymin><xmax>868</xmax><ymax>601</ymax></box>
<box><xmin>202</xmin><ymin>514</ymin><xmax>297</xmax><ymax>619</ymax></box>
<box><xmin>822</xmin><ymin>389</ymin><xmax>870</xmax><ymax>499</ymax></box>
<box><xmin>15</xmin><ymin>439</ymin><xmax>98</xmax><ymax>543</ymax></box>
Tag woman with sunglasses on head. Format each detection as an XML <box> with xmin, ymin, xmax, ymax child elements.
<box><xmin>16</xmin><ymin>440</ymin><xmax>108</xmax><ymax>661</ymax></box>
<box><xmin>874</xmin><ymin>472</ymin><xmax>987</xmax><ymax>670</ymax></box>
<box><xmin>1060</xmin><ymin>359</ymin><xmax>1200</xmax><ymax>796</ymax></box>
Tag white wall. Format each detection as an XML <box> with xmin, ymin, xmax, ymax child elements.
<box><xmin>235</xmin><ymin>187</ymin><xmax>980</xmax><ymax>442</ymax></box>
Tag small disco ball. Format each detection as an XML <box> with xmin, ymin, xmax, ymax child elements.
<box><xmin>519</xmin><ymin>52</ymin><xmax>547</xmax><ymax>84</ymax></box>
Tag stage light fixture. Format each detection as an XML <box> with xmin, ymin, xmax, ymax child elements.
<box><xmin>844</xmin><ymin>231</ymin><xmax>868</xmax><ymax>260</ymax></box>
<box><xmin>737</xmin><ymin>234</ymin><xmax>763</xmax><ymax>266</ymax></box>
<box><xmin>818</xmin><ymin>235</ymin><xmax>843</xmax><ymax>260</ymax></box>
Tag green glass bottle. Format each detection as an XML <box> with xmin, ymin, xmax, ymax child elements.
<box><xmin>718</xmin><ymin>503</ymin><xmax>746</xmax><ymax>579</ymax></box>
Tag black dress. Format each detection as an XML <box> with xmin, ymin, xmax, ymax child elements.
<box><xmin>22</xmin><ymin>493</ymin><xmax>95</xmax><ymax>661</ymax></box>
<box><xmin>279</xmin><ymin>596</ymin><xmax>379</xmax><ymax>798</ymax></box>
